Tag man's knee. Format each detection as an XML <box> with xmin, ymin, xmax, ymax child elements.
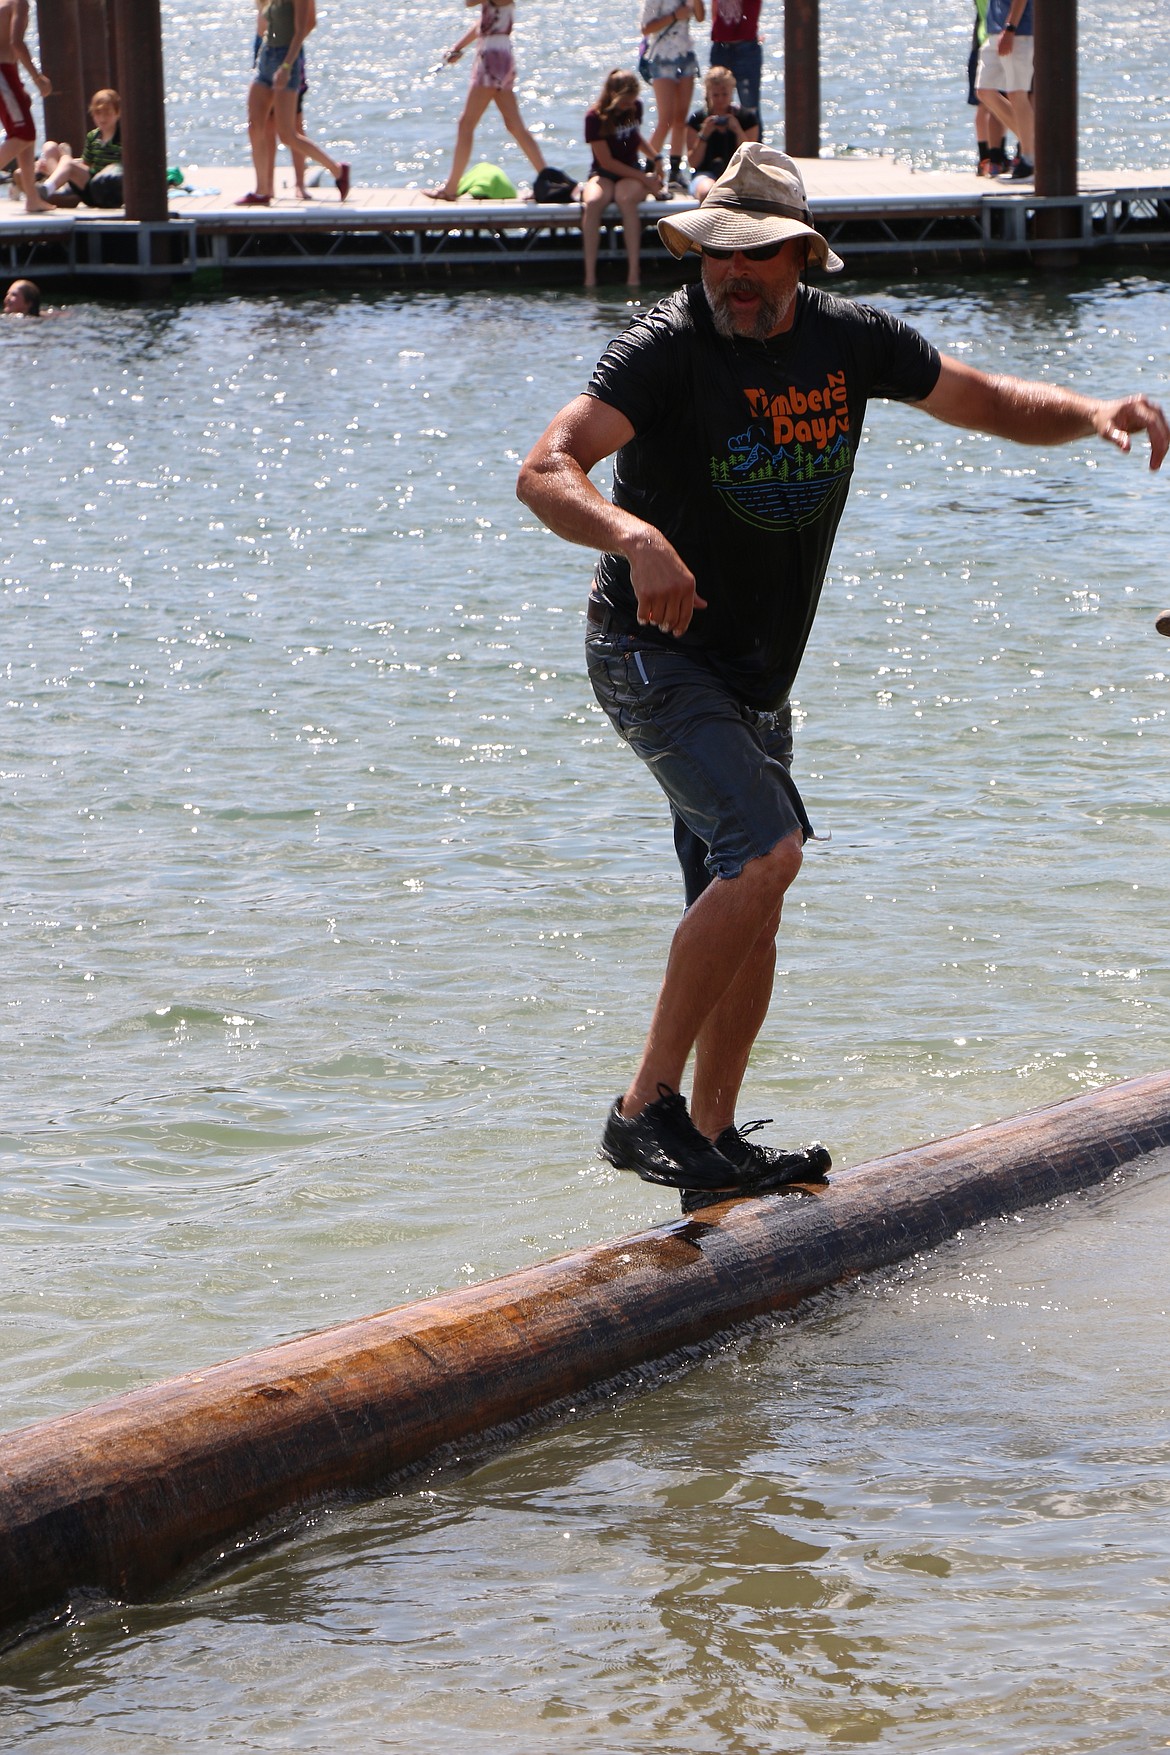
<box><xmin>738</xmin><ymin>830</ymin><xmax>803</xmax><ymax>900</ymax></box>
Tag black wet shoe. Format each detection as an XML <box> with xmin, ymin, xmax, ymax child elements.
<box><xmin>600</xmin><ymin>1084</ymin><xmax>740</xmax><ymax>1191</ymax></box>
<box><xmin>714</xmin><ymin>1121</ymin><xmax>832</xmax><ymax>1190</ymax></box>
<box><xmin>679</xmin><ymin>1130</ymin><xmax>831</xmax><ymax>1215</ymax></box>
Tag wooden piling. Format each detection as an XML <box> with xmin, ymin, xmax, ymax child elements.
<box><xmin>110</xmin><ymin>0</ymin><xmax>168</xmax><ymax>225</ymax></box>
<box><xmin>2</xmin><ymin>1070</ymin><xmax>1168</xmax><ymax>1639</ymax></box>
<box><xmin>784</xmin><ymin>0</ymin><xmax>820</xmax><ymax>159</ymax></box>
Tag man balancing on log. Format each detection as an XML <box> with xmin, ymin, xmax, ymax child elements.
<box><xmin>516</xmin><ymin>142</ymin><xmax>1168</xmax><ymax>1215</ymax></box>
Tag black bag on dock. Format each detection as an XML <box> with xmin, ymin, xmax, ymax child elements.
<box><xmin>534</xmin><ymin>166</ymin><xmax>578</xmax><ymax>204</ymax></box>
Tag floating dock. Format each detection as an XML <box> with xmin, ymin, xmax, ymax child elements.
<box><xmin>4</xmin><ymin>158</ymin><xmax>1170</xmax><ymax>293</ymax></box>
<box><xmin>1</xmin><ymin>1069</ymin><xmax>1168</xmax><ymax>1643</ymax></box>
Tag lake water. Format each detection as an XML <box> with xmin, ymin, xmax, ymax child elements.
<box><xmin>2</xmin><ymin>1</ymin><xmax>1170</xmax><ymax>1748</ymax></box>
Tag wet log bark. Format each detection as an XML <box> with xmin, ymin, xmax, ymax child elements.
<box><xmin>2</xmin><ymin>1071</ymin><xmax>1168</xmax><ymax>1638</ymax></box>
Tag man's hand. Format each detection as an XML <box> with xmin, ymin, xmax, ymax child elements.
<box><xmin>626</xmin><ymin>528</ymin><xmax>707</xmax><ymax>636</ymax></box>
<box><xmin>517</xmin><ymin>394</ymin><xmax>707</xmax><ymax>632</ymax></box>
<box><xmin>33</xmin><ymin>71</ymin><xmax>51</xmax><ymax>95</ymax></box>
<box><xmin>1092</xmin><ymin>395</ymin><xmax>1169</xmax><ymax>471</ymax></box>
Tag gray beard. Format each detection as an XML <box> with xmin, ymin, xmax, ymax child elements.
<box><xmin>702</xmin><ymin>263</ymin><xmax>789</xmax><ymax>341</ymax></box>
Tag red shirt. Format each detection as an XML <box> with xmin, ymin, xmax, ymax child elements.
<box><xmin>711</xmin><ymin>0</ymin><xmax>762</xmax><ymax>45</ymax></box>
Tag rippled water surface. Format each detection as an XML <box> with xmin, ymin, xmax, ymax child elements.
<box><xmin>155</xmin><ymin>0</ymin><xmax>1170</xmax><ymax>186</ymax></box>
<box><xmin>3</xmin><ymin>3</ymin><xmax>1170</xmax><ymax>1747</ymax></box>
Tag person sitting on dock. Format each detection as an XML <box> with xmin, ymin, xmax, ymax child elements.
<box><xmin>581</xmin><ymin>69</ymin><xmax>662</xmax><ymax>290</ymax></box>
<box><xmin>2</xmin><ymin>275</ymin><xmax>39</xmax><ymax>313</ymax></box>
<box><xmin>517</xmin><ymin>142</ymin><xmax>1168</xmax><ymax>1211</ymax></box>
<box><xmin>39</xmin><ymin>88</ymin><xmax>123</xmax><ymax>207</ymax></box>
<box><xmin>0</xmin><ymin>0</ymin><xmax>53</xmax><ymax>214</ymax></box>
<box><xmin>686</xmin><ymin>63</ymin><xmax>758</xmax><ymax>198</ymax></box>
<box><xmin>237</xmin><ymin>0</ymin><xmax>350</xmax><ymax>207</ymax></box>
<box><xmin>427</xmin><ymin>0</ymin><xmax>546</xmax><ymax>201</ymax></box>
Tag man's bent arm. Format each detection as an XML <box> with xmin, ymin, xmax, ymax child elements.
<box><xmin>517</xmin><ymin>394</ymin><xmax>707</xmax><ymax>636</ymax></box>
<box><xmin>917</xmin><ymin>354</ymin><xmax>1168</xmax><ymax>471</ymax></box>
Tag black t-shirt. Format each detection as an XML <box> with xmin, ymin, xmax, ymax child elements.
<box><xmin>586</xmin><ymin>282</ymin><xmax>941</xmax><ymax>708</ymax></box>
<box><xmin>687</xmin><ymin>106</ymin><xmax>759</xmax><ymax>181</ymax></box>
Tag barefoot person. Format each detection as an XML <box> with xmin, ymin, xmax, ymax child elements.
<box><xmin>0</xmin><ymin>0</ymin><xmax>52</xmax><ymax>214</ymax></box>
<box><xmin>517</xmin><ymin>144</ymin><xmax>1168</xmax><ymax>1211</ymax></box>
<box><xmin>581</xmin><ymin>69</ymin><xmax>660</xmax><ymax>289</ymax></box>
<box><xmin>428</xmin><ymin>0</ymin><xmax>545</xmax><ymax>201</ymax></box>
<box><xmin>237</xmin><ymin>0</ymin><xmax>349</xmax><ymax>207</ymax></box>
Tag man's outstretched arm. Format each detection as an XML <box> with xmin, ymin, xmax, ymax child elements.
<box><xmin>916</xmin><ymin>354</ymin><xmax>1169</xmax><ymax>470</ymax></box>
<box><xmin>517</xmin><ymin>394</ymin><xmax>707</xmax><ymax>637</ymax></box>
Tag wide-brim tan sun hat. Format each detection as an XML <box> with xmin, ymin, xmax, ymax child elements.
<box><xmin>658</xmin><ymin>142</ymin><xmax>844</xmax><ymax>272</ymax></box>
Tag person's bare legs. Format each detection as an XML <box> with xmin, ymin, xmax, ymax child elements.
<box><xmin>431</xmin><ymin>84</ymin><xmax>494</xmax><ymax>198</ymax></box>
<box><xmin>1008</xmin><ymin>88</ymin><xmax>1034</xmax><ymax>158</ymax></box>
<box><xmin>690</xmin><ymin>909</ymin><xmax>780</xmax><ymax>1138</ymax></box>
<box><xmin>621</xmin><ymin>831</ymin><xmax>803</xmax><ymax>1121</ymax></box>
<box><xmin>40</xmin><ymin>148</ymin><xmax>89</xmax><ymax>195</ymax></box>
<box><xmin>494</xmin><ymin>87</ymin><xmax>545</xmax><ymax>173</ymax></box>
<box><xmin>247</xmin><ymin>77</ymin><xmax>277</xmax><ymax>197</ymax></box>
<box><xmin>35</xmin><ymin>139</ymin><xmax>67</xmax><ymax>178</ymax></box>
<box><xmin>581</xmin><ymin>174</ymin><xmax>610</xmax><ymax>285</ymax></box>
<box><xmin>273</xmin><ymin>84</ymin><xmax>341</xmax><ymax>181</ymax></box>
<box><xmin>2</xmin><ymin>139</ymin><xmax>54</xmax><ymax>212</ymax></box>
<box><xmin>648</xmin><ymin>76</ymin><xmax>676</xmax><ymax>157</ymax></box>
<box><xmin>976</xmin><ymin>86</ymin><xmax>1018</xmax><ymax>149</ymax></box>
<box><xmin>668</xmin><ymin>77</ymin><xmax>693</xmax><ymax>163</ymax></box>
<box><xmin>263</xmin><ymin>97</ymin><xmax>278</xmax><ymax>192</ymax></box>
<box><xmin>614</xmin><ymin>175</ymin><xmax>646</xmax><ymax>285</ymax></box>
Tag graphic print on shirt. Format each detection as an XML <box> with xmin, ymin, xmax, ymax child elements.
<box><xmin>711</xmin><ymin>369</ymin><xmax>854</xmax><ymax>532</ymax></box>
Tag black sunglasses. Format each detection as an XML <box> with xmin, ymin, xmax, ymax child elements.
<box><xmin>701</xmin><ymin>239</ymin><xmax>789</xmax><ymax>262</ymax></box>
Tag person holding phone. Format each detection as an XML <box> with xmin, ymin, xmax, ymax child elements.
<box><xmin>686</xmin><ymin>63</ymin><xmax>758</xmax><ymax>197</ymax></box>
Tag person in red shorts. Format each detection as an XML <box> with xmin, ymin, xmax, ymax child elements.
<box><xmin>0</xmin><ymin>0</ymin><xmax>53</xmax><ymax>213</ymax></box>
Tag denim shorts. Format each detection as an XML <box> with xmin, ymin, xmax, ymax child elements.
<box><xmin>253</xmin><ymin>41</ymin><xmax>306</xmax><ymax>90</ymax></box>
<box><xmin>587</xmin><ymin>629</ymin><xmax>812</xmax><ymax>907</ymax></box>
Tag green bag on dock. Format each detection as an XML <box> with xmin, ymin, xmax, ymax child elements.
<box><xmin>456</xmin><ymin>162</ymin><xmax>518</xmax><ymax>200</ymax></box>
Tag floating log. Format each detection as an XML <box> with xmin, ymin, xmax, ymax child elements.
<box><xmin>2</xmin><ymin>1070</ymin><xmax>1169</xmax><ymax>1638</ymax></box>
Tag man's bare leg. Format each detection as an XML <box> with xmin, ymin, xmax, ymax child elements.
<box><xmin>975</xmin><ymin>87</ymin><xmax>1017</xmax><ymax>143</ymax></box>
<box><xmin>690</xmin><ymin>913</ymin><xmax>779</xmax><ymax>1139</ymax></box>
<box><xmin>621</xmin><ymin>832</ymin><xmax>802</xmax><ymax>1118</ymax></box>
<box><xmin>1008</xmin><ymin>89</ymin><xmax>1034</xmax><ymax>158</ymax></box>
<box><xmin>0</xmin><ymin>139</ymin><xmax>53</xmax><ymax>212</ymax></box>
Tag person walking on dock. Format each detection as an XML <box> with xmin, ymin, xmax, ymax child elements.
<box><xmin>238</xmin><ymin>0</ymin><xmax>350</xmax><ymax>207</ymax></box>
<box><xmin>975</xmin><ymin>0</ymin><xmax>1034</xmax><ymax>181</ymax></box>
<box><xmin>427</xmin><ymin>0</ymin><xmax>546</xmax><ymax>201</ymax></box>
<box><xmin>0</xmin><ymin>0</ymin><xmax>53</xmax><ymax>214</ymax></box>
<box><xmin>517</xmin><ymin>142</ymin><xmax>1167</xmax><ymax>1211</ymax></box>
